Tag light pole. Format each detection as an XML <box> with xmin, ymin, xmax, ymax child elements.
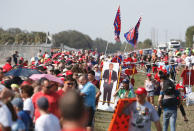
<box><xmin>193</xmin><ymin>35</ymin><xmax>194</xmax><ymax>48</ymax></box>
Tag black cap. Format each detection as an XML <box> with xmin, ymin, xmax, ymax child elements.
<box><xmin>122</xmin><ymin>79</ymin><xmax>129</xmax><ymax>84</ymax></box>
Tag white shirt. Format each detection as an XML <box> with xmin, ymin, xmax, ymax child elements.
<box><xmin>145</xmin><ymin>80</ymin><xmax>154</xmax><ymax>91</ymax></box>
<box><xmin>157</xmin><ymin>50</ymin><xmax>162</xmax><ymax>57</ymax></box>
<box><xmin>191</xmin><ymin>55</ymin><xmax>194</xmax><ymax>64</ymax></box>
<box><xmin>124</xmin><ymin>101</ymin><xmax>159</xmax><ymax>131</ymax></box>
<box><xmin>185</xmin><ymin>56</ymin><xmax>192</xmax><ymax>66</ymax></box>
<box><xmin>23</xmin><ymin>98</ymin><xmax>34</xmax><ymax>119</ymax></box>
<box><xmin>0</xmin><ymin>101</ymin><xmax>12</xmax><ymax>127</ymax></box>
<box><xmin>35</xmin><ymin>114</ymin><xmax>60</xmax><ymax>131</ymax></box>
<box><xmin>95</xmin><ymin>70</ymin><xmax>101</xmax><ymax>81</ymax></box>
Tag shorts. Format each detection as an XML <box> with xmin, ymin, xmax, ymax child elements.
<box><xmin>86</xmin><ymin>107</ymin><xmax>95</xmax><ymax>127</ymax></box>
<box><xmin>147</xmin><ymin>90</ymin><xmax>155</xmax><ymax>97</ymax></box>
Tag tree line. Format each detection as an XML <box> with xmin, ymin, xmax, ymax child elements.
<box><xmin>0</xmin><ymin>26</ymin><xmax>193</xmax><ymax>53</ymax></box>
<box><xmin>0</xmin><ymin>28</ymin><xmax>46</xmax><ymax>45</ymax></box>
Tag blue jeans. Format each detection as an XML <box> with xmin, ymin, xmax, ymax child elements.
<box><xmin>163</xmin><ymin>109</ymin><xmax>177</xmax><ymax>131</ymax></box>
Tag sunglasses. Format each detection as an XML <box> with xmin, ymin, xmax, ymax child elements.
<box><xmin>66</xmin><ymin>83</ymin><xmax>73</xmax><ymax>85</ymax></box>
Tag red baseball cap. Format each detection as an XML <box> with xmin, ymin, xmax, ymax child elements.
<box><xmin>147</xmin><ymin>73</ymin><xmax>151</xmax><ymax>77</ymax></box>
<box><xmin>66</xmin><ymin>70</ymin><xmax>73</xmax><ymax>76</ymax></box>
<box><xmin>135</xmin><ymin>87</ymin><xmax>147</xmax><ymax>95</ymax></box>
<box><xmin>60</xmin><ymin>77</ymin><xmax>65</xmax><ymax>81</ymax></box>
<box><xmin>21</xmin><ymin>81</ymin><xmax>31</xmax><ymax>86</ymax></box>
<box><xmin>20</xmin><ymin>57</ymin><xmax>24</xmax><ymax>61</ymax></box>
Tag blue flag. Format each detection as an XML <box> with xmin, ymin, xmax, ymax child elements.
<box><xmin>124</xmin><ymin>17</ymin><xmax>142</xmax><ymax>47</ymax></box>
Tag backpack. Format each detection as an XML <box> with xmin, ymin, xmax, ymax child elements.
<box><xmin>23</xmin><ymin>111</ymin><xmax>34</xmax><ymax>131</ymax></box>
<box><xmin>170</xmin><ymin>65</ymin><xmax>176</xmax><ymax>75</ymax></box>
<box><xmin>162</xmin><ymin>79</ymin><xmax>180</xmax><ymax>108</ymax></box>
<box><xmin>163</xmin><ymin>79</ymin><xmax>175</xmax><ymax>95</ymax></box>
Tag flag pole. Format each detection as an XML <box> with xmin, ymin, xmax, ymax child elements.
<box><xmin>189</xmin><ymin>64</ymin><xmax>191</xmax><ymax>89</ymax></box>
<box><xmin>104</xmin><ymin>42</ymin><xmax>109</xmax><ymax>56</ymax></box>
<box><xmin>124</xmin><ymin>42</ymin><xmax>128</xmax><ymax>52</ymax></box>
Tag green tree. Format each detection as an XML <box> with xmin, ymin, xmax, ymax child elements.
<box><xmin>15</xmin><ymin>33</ymin><xmax>28</xmax><ymax>44</ymax></box>
<box><xmin>26</xmin><ymin>33</ymin><xmax>35</xmax><ymax>44</ymax></box>
<box><xmin>53</xmin><ymin>30</ymin><xmax>93</xmax><ymax>49</ymax></box>
<box><xmin>143</xmin><ymin>39</ymin><xmax>152</xmax><ymax>48</ymax></box>
<box><xmin>0</xmin><ymin>33</ymin><xmax>15</xmax><ymax>44</ymax></box>
<box><xmin>92</xmin><ymin>38</ymin><xmax>107</xmax><ymax>53</ymax></box>
<box><xmin>33</xmin><ymin>32</ymin><xmax>46</xmax><ymax>44</ymax></box>
<box><xmin>7</xmin><ymin>28</ymin><xmax>22</xmax><ymax>35</ymax></box>
<box><xmin>185</xmin><ymin>26</ymin><xmax>194</xmax><ymax>47</ymax></box>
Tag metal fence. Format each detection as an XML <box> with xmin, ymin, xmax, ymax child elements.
<box><xmin>0</xmin><ymin>45</ymin><xmax>51</xmax><ymax>64</ymax></box>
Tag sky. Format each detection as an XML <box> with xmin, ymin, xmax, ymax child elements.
<box><xmin>0</xmin><ymin>0</ymin><xmax>194</xmax><ymax>44</ymax></box>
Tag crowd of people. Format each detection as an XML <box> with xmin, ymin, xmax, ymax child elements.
<box><xmin>0</xmin><ymin>47</ymin><xmax>193</xmax><ymax>131</ymax></box>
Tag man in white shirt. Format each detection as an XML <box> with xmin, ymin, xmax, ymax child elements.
<box><xmin>35</xmin><ymin>97</ymin><xmax>60</xmax><ymax>131</ymax></box>
<box><xmin>122</xmin><ymin>87</ymin><xmax>162</xmax><ymax>131</ymax></box>
<box><xmin>93</xmin><ymin>65</ymin><xmax>101</xmax><ymax>81</ymax></box>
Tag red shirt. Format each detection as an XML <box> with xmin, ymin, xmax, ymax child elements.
<box><xmin>127</xmin><ymin>57</ymin><xmax>133</xmax><ymax>62</ymax></box>
<box><xmin>163</xmin><ymin>56</ymin><xmax>168</xmax><ymax>62</ymax></box>
<box><xmin>3</xmin><ymin>62</ymin><xmax>12</xmax><ymax>72</ymax></box>
<box><xmin>133</xmin><ymin>58</ymin><xmax>137</xmax><ymax>62</ymax></box>
<box><xmin>154</xmin><ymin>73</ymin><xmax>160</xmax><ymax>82</ymax></box>
<box><xmin>44</xmin><ymin>58</ymin><xmax>52</xmax><ymax>64</ymax></box>
<box><xmin>181</xmin><ymin>69</ymin><xmax>194</xmax><ymax>86</ymax></box>
<box><xmin>91</xmin><ymin>79</ymin><xmax>99</xmax><ymax>89</ymax></box>
<box><xmin>158</xmin><ymin>66</ymin><xmax>167</xmax><ymax>75</ymax></box>
<box><xmin>176</xmin><ymin>84</ymin><xmax>186</xmax><ymax>98</ymax></box>
<box><xmin>32</xmin><ymin>91</ymin><xmax>60</xmax><ymax>121</ymax></box>
<box><xmin>153</xmin><ymin>49</ymin><xmax>157</xmax><ymax>54</ymax></box>
<box><xmin>57</xmin><ymin>89</ymin><xmax>65</xmax><ymax>97</ymax></box>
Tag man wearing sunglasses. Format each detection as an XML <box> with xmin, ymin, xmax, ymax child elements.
<box><xmin>79</xmin><ymin>75</ymin><xmax>96</xmax><ymax>131</ymax></box>
<box><xmin>57</xmin><ymin>77</ymin><xmax>74</xmax><ymax>97</ymax></box>
<box><xmin>32</xmin><ymin>78</ymin><xmax>60</xmax><ymax>121</ymax></box>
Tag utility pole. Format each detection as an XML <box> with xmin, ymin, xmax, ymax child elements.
<box><xmin>156</xmin><ymin>28</ymin><xmax>159</xmax><ymax>48</ymax></box>
<box><xmin>165</xmin><ymin>30</ymin><xmax>168</xmax><ymax>43</ymax></box>
<box><xmin>151</xmin><ymin>28</ymin><xmax>156</xmax><ymax>48</ymax></box>
<box><xmin>193</xmin><ymin>35</ymin><xmax>194</xmax><ymax>48</ymax></box>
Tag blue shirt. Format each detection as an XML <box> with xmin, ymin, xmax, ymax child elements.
<box><xmin>165</xmin><ymin>65</ymin><xmax>171</xmax><ymax>74</ymax></box>
<box><xmin>18</xmin><ymin>111</ymin><xmax>32</xmax><ymax>131</ymax></box>
<box><xmin>81</xmin><ymin>82</ymin><xmax>96</xmax><ymax>110</ymax></box>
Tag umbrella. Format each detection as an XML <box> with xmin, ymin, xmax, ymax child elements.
<box><xmin>5</xmin><ymin>68</ymin><xmax>42</xmax><ymax>77</ymax></box>
<box><xmin>29</xmin><ymin>74</ymin><xmax>63</xmax><ymax>84</ymax></box>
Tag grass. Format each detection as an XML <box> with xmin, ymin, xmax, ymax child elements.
<box><xmin>94</xmin><ymin>68</ymin><xmax>194</xmax><ymax>131</ymax></box>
